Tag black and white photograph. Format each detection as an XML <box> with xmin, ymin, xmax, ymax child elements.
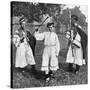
<box><xmin>10</xmin><ymin>1</ymin><xmax>88</xmax><ymax>88</ymax></box>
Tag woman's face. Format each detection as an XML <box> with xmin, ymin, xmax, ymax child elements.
<box><xmin>71</xmin><ymin>18</ymin><xmax>76</xmax><ymax>26</ymax></box>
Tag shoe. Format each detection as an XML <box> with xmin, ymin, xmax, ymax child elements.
<box><xmin>49</xmin><ymin>71</ymin><xmax>55</xmax><ymax>78</ymax></box>
<box><xmin>31</xmin><ymin>65</ymin><xmax>36</xmax><ymax>74</ymax></box>
<box><xmin>22</xmin><ymin>70</ymin><xmax>25</xmax><ymax>73</ymax></box>
<box><xmin>75</xmin><ymin>71</ymin><xmax>79</xmax><ymax>74</ymax></box>
<box><xmin>67</xmin><ymin>63</ymin><xmax>73</xmax><ymax>72</ymax></box>
<box><xmin>43</xmin><ymin>74</ymin><xmax>50</xmax><ymax>82</ymax></box>
<box><xmin>48</xmin><ymin>71</ymin><xmax>52</xmax><ymax>76</ymax></box>
<box><xmin>74</xmin><ymin>65</ymin><xmax>80</xmax><ymax>74</ymax></box>
<box><xmin>46</xmin><ymin>77</ymin><xmax>50</xmax><ymax>82</ymax></box>
<box><xmin>72</xmin><ymin>68</ymin><xmax>79</xmax><ymax>74</ymax></box>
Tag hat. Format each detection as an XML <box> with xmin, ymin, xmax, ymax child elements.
<box><xmin>47</xmin><ymin>22</ymin><xmax>54</xmax><ymax>28</ymax></box>
<box><xmin>71</xmin><ymin>15</ymin><xmax>78</xmax><ymax>21</ymax></box>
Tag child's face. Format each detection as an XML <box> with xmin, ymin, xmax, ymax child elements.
<box><xmin>49</xmin><ymin>25</ymin><xmax>55</xmax><ymax>32</ymax></box>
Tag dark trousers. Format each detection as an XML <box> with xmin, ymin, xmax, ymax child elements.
<box><xmin>75</xmin><ymin>64</ymin><xmax>80</xmax><ymax>72</ymax></box>
<box><xmin>68</xmin><ymin>63</ymin><xmax>73</xmax><ymax>72</ymax></box>
<box><xmin>68</xmin><ymin>63</ymin><xmax>80</xmax><ymax>73</ymax></box>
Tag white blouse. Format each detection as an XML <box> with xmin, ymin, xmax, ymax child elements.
<box><xmin>34</xmin><ymin>31</ymin><xmax>60</xmax><ymax>55</ymax></box>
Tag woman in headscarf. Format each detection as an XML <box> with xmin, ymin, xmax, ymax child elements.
<box><xmin>13</xmin><ymin>17</ymin><xmax>36</xmax><ymax>72</ymax></box>
<box><xmin>66</xmin><ymin>15</ymin><xmax>87</xmax><ymax>74</ymax></box>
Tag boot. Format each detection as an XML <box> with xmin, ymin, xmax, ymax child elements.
<box><xmin>49</xmin><ymin>70</ymin><xmax>55</xmax><ymax>78</ymax></box>
<box><xmin>67</xmin><ymin>63</ymin><xmax>73</xmax><ymax>72</ymax></box>
<box><xmin>75</xmin><ymin>65</ymin><xmax>80</xmax><ymax>74</ymax></box>
<box><xmin>31</xmin><ymin>65</ymin><xmax>36</xmax><ymax>73</ymax></box>
<box><xmin>31</xmin><ymin>65</ymin><xmax>35</xmax><ymax>70</ymax></box>
<box><xmin>48</xmin><ymin>70</ymin><xmax>53</xmax><ymax>77</ymax></box>
<box><xmin>44</xmin><ymin>74</ymin><xmax>50</xmax><ymax>82</ymax></box>
<box><xmin>42</xmin><ymin>71</ymin><xmax>50</xmax><ymax>82</ymax></box>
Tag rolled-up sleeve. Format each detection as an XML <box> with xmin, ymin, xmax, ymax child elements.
<box><xmin>73</xmin><ymin>33</ymin><xmax>81</xmax><ymax>48</ymax></box>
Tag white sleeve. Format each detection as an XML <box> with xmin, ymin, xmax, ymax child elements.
<box><xmin>55</xmin><ymin>34</ymin><xmax>60</xmax><ymax>56</ymax></box>
<box><xmin>73</xmin><ymin>33</ymin><xmax>81</xmax><ymax>48</ymax></box>
<box><xmin>13</xmin><ymin>34</ymin><xmax>20</xmax><ymax>47</ymax></box>
<box><xmin>22</xmin><ymin>31</ymin><xmax>26</xmax><ymax>37</ymax></box>
<box><xmin>34</xmin><ymin>31</ymin><xmax>45</xmax><ymax>40</ymax></box>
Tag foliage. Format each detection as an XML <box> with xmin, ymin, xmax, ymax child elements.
<box><xmin>59</xmin><ymin>6</ymin><xmax>87</xmax><ymax>26</ymax></box>
<box><xmin>11</xmin><ymin>1</ymin><xmax>61</xmax><ymax>23</ymax></box>
<box><xmin>11</xmin><ymin>1</ymin><xmax>87</xmax><ymax>33</ymax></box>
<box><xmin>11</xmin><ymin>1</ymin><xmax>41</xmax><ymax>22</ymax></box>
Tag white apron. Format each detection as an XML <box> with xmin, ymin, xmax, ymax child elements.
<box><xmin>66</xmin><ymin>32</ymin><xmax>84</xmax><ymax>66</ymax></box>
<box><xmin>13</xmin><ymin>31</ymin><xmax>35</xmax><ymax>68</ymax></box>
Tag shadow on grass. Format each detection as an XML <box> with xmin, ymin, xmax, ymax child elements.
<box><xmin>59</xmin><ymin>63</ymin><xmax>69</xmax><ymax>72</ymax></box>
<box><xmin>13</xmin><ymin>66</ymin><xmax>45</xmax><ymax>80</ymax></box>
<box><xmin>59</xmin><ymin>48</ymin><xmax>68</xmax><ymax>58</ymax></box>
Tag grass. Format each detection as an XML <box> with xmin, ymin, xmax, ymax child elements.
<box><xmin>11</xmin><ymin>34</ymin><xmax>88</xmax><ymax>88</ymax></box>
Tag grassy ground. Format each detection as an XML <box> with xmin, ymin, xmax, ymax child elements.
<box><xmin>11</xmin><ymin>35</ymin><xmax>88</xmax><ymax>88</ymax></box>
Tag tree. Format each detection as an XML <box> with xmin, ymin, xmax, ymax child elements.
<box><xmin>11</xmin><ymin>1</ymin><xmax>62</xmax><ymax>23</ymax></box>
<box><xmin>11</xmin><ymin>1</ymin><xmax>42</xmax><ymax>23</ymax></box>
<box><xmin>11</xmin><ymin>2</ymin><xmax>87</xmax><ymax>33</ymax></box>
<box><xmin>58</xmin><ymin>6</ymin><xmax>87</xmax><ymax>26</ymax></box>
